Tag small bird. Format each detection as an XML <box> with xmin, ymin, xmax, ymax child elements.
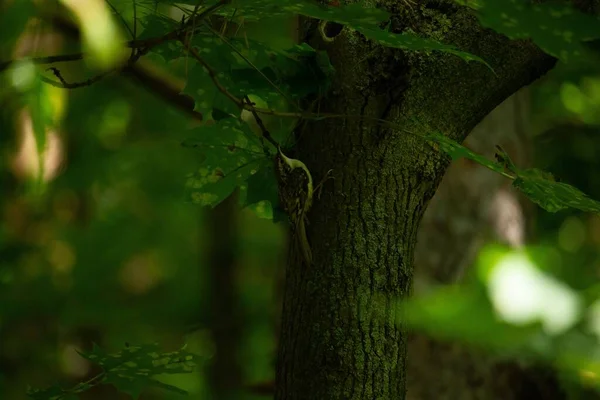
<box><xmin>273</xmin><ymin>146</ymin><xmax>314</xmax><ymax>266</ymax></box>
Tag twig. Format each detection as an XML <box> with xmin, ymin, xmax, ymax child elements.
<box><xmin>183</xmin><ymin>4</ymin><xmax>202</xmax><ymax>73</ymax></box>
<box><xmin>0</xmin><ymin>53</ymin><xmax>84</xmax><ymax>72</ymax></box>
<box><xmin>0</xmin><ymin>1</ymin><xmax>231</xmax><ymax>72</ymax></box>
<box><xmin>122</xmin><ymin>64</ymin><xmax>203</xmax><ymax>122</ymax></box>
<box><xmin>242</xmin><ymin>95</ymin><xmax>279</xmax><ymax>149</ymax></box>
<box><xmin>44</xmin><ymin>66</ymin><xmax>114</xmax><ymax>88</ymax></box>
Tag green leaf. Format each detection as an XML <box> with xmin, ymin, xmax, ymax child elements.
<box><xmin>286</xmin><ymin>1</ymin><xmax>390</xmax><ymax>26</ymax></box>
<box><xmin>183</xmin><ymin>36</ymin><xmax>331</xmax><ymax>115</ymax></box>
<box><xmin>218</xmin><ymin>0</ymin><xmax>390</xmax><ymax>23</ymax></box>
<box><xmin>208</xmin><ymin>0</ymin><xmax>487</xmax><ymax>66</ymax></box>
<box><xmin>61</xmin><ymin>0</ymin><xmax>126</xmax><ymax>69</ymax></box>
<box><xmin>353</xmin><ymin>25</ymin><xmax>494</xmax><ymax>71</ymax></box>
<box><xmin>78</xmin><ymin>343</ymin><xmax>202</xmax><ymax>399</ymax></box>
<box><xmin>137</xmin><ymin>14</ymin><xmax>182</xmax><ymax>60</ymax></box>
<box><xmin>80</xmin><ymin>343</ymin><xmax>201</xmax><ymax>375</ymax></box>
<box><xmin>425</xmin><ymin>131</ymin><xmax>506</xmax><ymax>174</ymax></box>
<box><xmin>474</xmin><ymin>0</ymin><xmax>600</xmax><ymax>63</ymax></box>
<box><xmin>182</xmin><ymin>118</ymin><xmax>267</xmax><ymax>207</ymax></box>
<box><xmin>103</xmin><ymin>375</ymin><xmax>187</xmax><ymax>399</ymax></box>
<box><xmin>245</xmin><ymin>163</ymin><xmax>278</xmax><ymax>207</ymax></box>
<box><xmin>154</xmin><ymin>0</ymin><xmax>200</xmax><ymax>4</ymax></box>
<box><xmin>244</xmin><ymin>163</ymin><xmax>290</xmax><ymax>221</ymax></box>
<box><xmin>181</xmin><ymin>63</ymin><xmax>226</xmax><ymax>120</ymax></box>
<box><xmin>513</xmin><ymin>171</ymin><xmax>600</xmax><ymax>214</ymax></box>
<box><xmin>295</xmin><ymin>0</ymin><xmax>491</xmax><ymax>68</ymax></box>
<box><xmin>27</xmin><ymin>383</ymin><xmax>67</xmax><ymax>400</ymax></box>
<box><xmin>427</xmin><ymin>132</ymin><xmax>600</xmax><ymax>215</ymax></box>
<box><xmin>495</xmin><ymin>146</ymin><xmax>600</xmax><ymax>214</ymax></box>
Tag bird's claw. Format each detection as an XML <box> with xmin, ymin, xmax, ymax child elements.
<box><xmin>315</xmin><ymin>169</ymin><xmax>334</xmax><ymax>200</ymax></box>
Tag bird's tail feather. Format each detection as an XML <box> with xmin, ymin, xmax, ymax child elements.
<box><xmin>292</xmin><ymin>218</ymin><xmax>312</xmax><ymax>266</ymax></box>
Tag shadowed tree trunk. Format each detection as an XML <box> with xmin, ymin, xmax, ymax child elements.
<box><xmin>206</xmin><ymin>190</ymin><xmax>243</xmax><ymax>399</ymax></box>
<box><xmin>275</xmin><ymin>1</ymin><xmax>557</xmax><ymax>399</ymax></box>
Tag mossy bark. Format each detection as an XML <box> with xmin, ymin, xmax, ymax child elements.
<box><xmin>275</xmin><ymin>1</ymin><xmax>556</xmax><ymax>399</ymax></box>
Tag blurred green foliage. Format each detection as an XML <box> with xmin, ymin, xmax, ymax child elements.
<box><xmin>1</xmin><ymin>0</ymin><xmax>600</xmax><ymax>399</ymax></box>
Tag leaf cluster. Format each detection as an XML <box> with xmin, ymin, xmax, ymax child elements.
<box><xmin>27</xmin><ymin>343</ymin><xmax>203</xmax><ymax>399</ymax></box>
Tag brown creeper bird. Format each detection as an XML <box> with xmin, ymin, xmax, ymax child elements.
<box><xmin>274</xmin><ymin>146</ymin><xmax>314</xmax><ymax>266</ymax></box>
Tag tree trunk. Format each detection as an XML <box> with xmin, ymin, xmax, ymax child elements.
<box><xmin>275</xmin><ymin>2</ymin><xmax>556</xmax><ymax>399</ymax></box>
<box><xmin>206</xmin><ymin>190</ymin><xmax>244</xmax><ymax>399</ymax></box>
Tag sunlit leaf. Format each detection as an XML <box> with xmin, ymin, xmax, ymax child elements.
<box><xmin>484</xmin><ymin>250</ymin><xmax>581</xmax><ymax>335</ymax></box>
<box><xmin>61</xmin><ymin>0</ymin><xmax>126</xmax><ymax>69</ymax></box>
<box><xmin>400</xmin><ymin>285</ymin><xmax>538</xmax><ymax>350</ymax></box>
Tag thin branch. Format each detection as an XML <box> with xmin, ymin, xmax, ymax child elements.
<box><xmin>183</xmin><ymin>4</ymin><xmax>203</xmax><ymax>73</ymax></box>
<box><xmin>20</xmin><ymin>4</ymin><xmax>230</xmax><ymax>120</ymax></box>
<box><xmin>0</xmin><ymin>1</ymin><xmax>229</xmax><ymax>72</ymax></box>
<box><xmin>0</xmin><ymin>53</ymin><xmax>83</xmax><ymax>72</ymax></box>
<box><xmin>21</xmin><ymin>52</ymin><xmax>202</xmax><ymax>122</ymax></box>
<box><xmin>44</xmin><ymin>66</ymin><xmax>114</xmax><ymax>88</ymax></box>
<box><xmin>242</xmin><ymin>95</ymin><xmax>279</xmax><ymax>149</ymax></box>
<box><xmin>122</xmin><ymin>64</ymin><xmax>203</xmax><ymax>122</ymax></box>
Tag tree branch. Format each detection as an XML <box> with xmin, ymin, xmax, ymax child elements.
<box><xmin>0</xmin><ymin>53</ymin><xmax>83</xmax><ymax>72</ymax></box>
<box><xmin>44</xmin><ymin>66</ymin><xmax>113</xmax><ymax>88</ymax></box>
<box><xmin>122</xmin><ymin>63</ymin><xmax>202</xmax><ymax>122</ymax></box>
<box><xmin>242</xmin><ymin>95</ymin><xmax>280</xmax><ymax>149</ymax></box>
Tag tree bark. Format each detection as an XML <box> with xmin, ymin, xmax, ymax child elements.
<box><xmin>206</xmin><ymin>190</ymin><xmax>244</xmax><ymax>399</ymax></box>
<box><xmin>275</xmin><ymin>1</ymin><xmax>556</xmax><ymax>399</ymax></box>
